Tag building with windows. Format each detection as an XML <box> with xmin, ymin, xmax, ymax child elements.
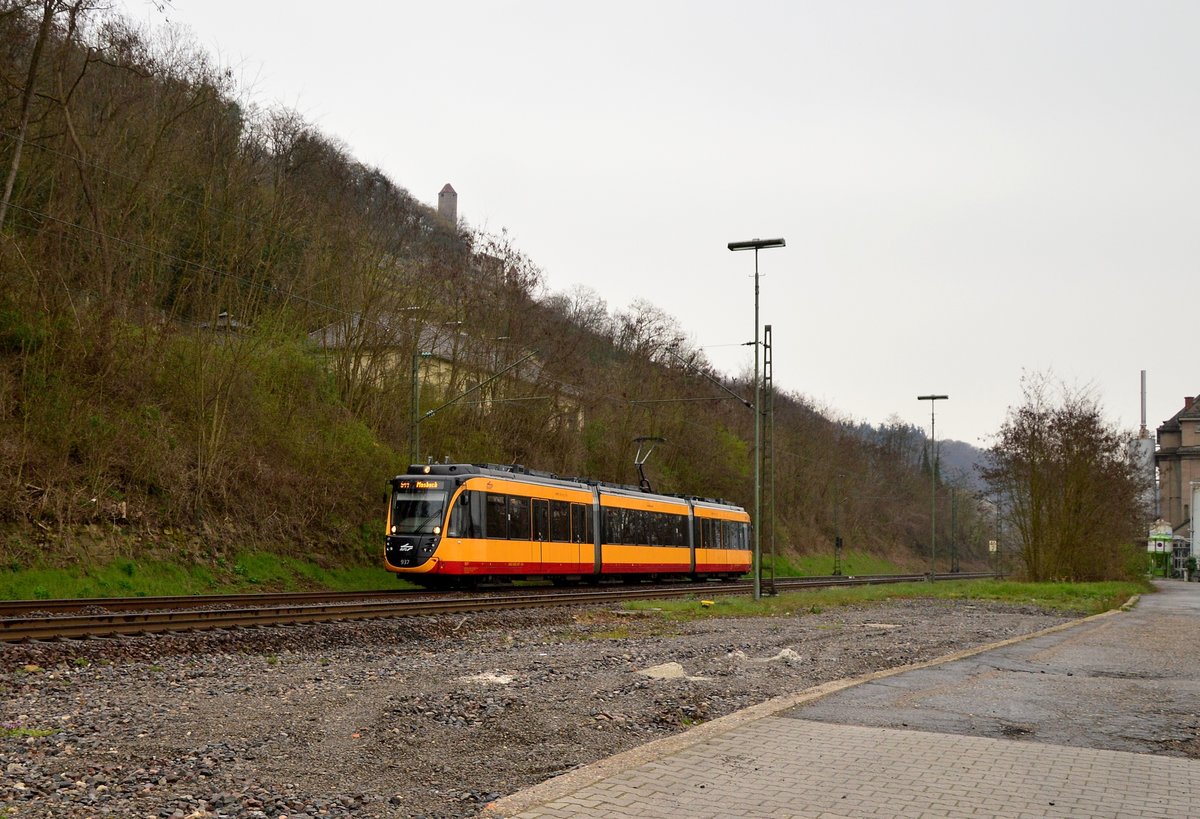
<box><xmin>1155</xmin><ymin>394</ymin><xmax>1200</xmax><ymax>549</ymax></box>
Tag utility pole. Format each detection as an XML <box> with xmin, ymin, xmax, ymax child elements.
<box><xmin>950</xmin><ymin>487</ymin><xmax>960</xmax><ymax>573</ymax></box>
<box><xmin>833</xmin><ymin>494</ymin><xmax>844</xmax><ymax>576</ymax></box>
<box><xmin>728</xmin><ymin>238</ymin><xmax>785</xmax><ymax>600</ymax></box>
<box><xmin>917</xmin><ymin>394</ymin><xmax>948</xmax><ymax>580</ymax></box>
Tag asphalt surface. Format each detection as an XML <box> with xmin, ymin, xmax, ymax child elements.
<box><xmin>789</xmin><ymin>579</ymin><xmax>1200</xmax><ymax>757</ymax></box>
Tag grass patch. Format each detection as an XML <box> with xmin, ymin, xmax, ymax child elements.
<box><xmin>926</xmin><ymin>579</ymin><xmax>1148</xmax><ymax>614</ymax></box>
<box><xmin>623</xmin><ymin>579</ymin><xmax>1149</xmax><ymax>621</ymax></box>
<box><xmin>0</xmin><ymin>559</ymin><xmax>217</xmax><ymax>600</ymax></box>
<box><xmin>236</xmin><ymin>554</ymin><xmax>405</xmax><ymax>592</ymax></box>
<box><xmin>0</xmin><ymin>552</ymin><xmax>409</xmax><ymax>600</ymax></box>
<box><xmin>763</xmin><ymin>551</ymin><xmax>907</xmax><ymax>578</ymax></box>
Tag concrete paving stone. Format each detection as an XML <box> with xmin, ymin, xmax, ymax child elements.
<box><xmin>556</xmin><ymin>796</ymin><xmax>601</xmax><ymax>808</ymax></box>
<box><xmin>485</xmin><ymin>583</ymin><xmax>1200</xmax><ymax>819</ymax></box>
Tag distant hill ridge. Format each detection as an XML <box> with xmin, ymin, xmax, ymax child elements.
<box><xmin>937</xmin><ymin>439</ymin><xmax>989</xmax><ymax>493</ymax></box>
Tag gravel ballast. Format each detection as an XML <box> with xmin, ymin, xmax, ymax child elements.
<box><xmin>2</xmin><ymin>598</ymin><xmax>1076</xmax><ymax>818</ymax></box>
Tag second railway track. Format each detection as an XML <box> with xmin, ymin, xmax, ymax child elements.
<box><xmin>0</xmin><ymin>572</ymin><xmax>992</xmax><ymax>643</ymax></box>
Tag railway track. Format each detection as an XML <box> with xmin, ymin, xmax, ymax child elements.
<box><xmin>0</xmin><ymin>572</ymin><xmax>993</xmax><ymax>643</ymax></box>
<box><xmin>0</xmin><ymin>587</ymin><xmax>437</xmax><ymax>617</ymax></box>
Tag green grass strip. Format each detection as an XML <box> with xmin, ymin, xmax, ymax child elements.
<box><xmin>623</xmin><ymin>579</ymin><xmax>1149</xmax><ymax>620</ymax></box>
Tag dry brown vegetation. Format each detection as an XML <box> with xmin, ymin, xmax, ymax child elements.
<box><xmin>980</xmin><ymin>374</ymin><xmax>1147</xmax><ymax>581</ymax></box>
<box><xmin>0</xmin><ymin>2</ymin><xmax>987</xmax><ymax>569</ymax></box>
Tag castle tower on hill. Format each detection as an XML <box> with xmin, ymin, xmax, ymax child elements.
<box><xmin>438</xmin><ymin>183</ymin><xmax>457</xmax><ymax>224</ymax></box>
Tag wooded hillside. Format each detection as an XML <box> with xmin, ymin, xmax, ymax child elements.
<box><xmin>0</xmin><ymin>2</ymin><xmax>987</xmax><ymax>569</ymax></box>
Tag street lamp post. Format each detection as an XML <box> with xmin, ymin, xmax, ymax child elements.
<box><xmin>728</xmin><ymin>237</ymin><xmax>785</xmax><ymax>601</ymax></box>
<box><xmin>917</xmin><ymin>394</ymin><xmax>948</xmax><ymax>580</ymax></box>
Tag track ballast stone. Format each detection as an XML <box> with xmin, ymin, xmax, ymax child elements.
<box><xmin>2</xmin><ymin>599</ymin><xmax>1073</xmax><ymax>818</ymax></box>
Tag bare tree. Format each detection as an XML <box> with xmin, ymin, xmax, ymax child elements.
<box><xmin>0</xmin><ymin>1</ymin><xmax>72</xmax><ymax>229</ymax></box>
<box><xmin>981</xmin><ymin>373</ymin><xmax>1146</xmax><ymax>581</ymax></box>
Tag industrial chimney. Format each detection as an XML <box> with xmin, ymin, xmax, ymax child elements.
<box><xmin>1131</xmin><ymin>370</ymin><xmax>1157</xmax><ymax>517</ymax></box>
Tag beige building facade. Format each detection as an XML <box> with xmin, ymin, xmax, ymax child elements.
<box><xmin>1155</xmin><ymin>394</ymin><xmax>1200</xmax><ymax>539</ymax></box>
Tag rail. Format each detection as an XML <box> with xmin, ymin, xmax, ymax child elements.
<box><xmin>0</xmin><ymin>572</ymin><xmax>994</xmax><ymax>643</ymax></box>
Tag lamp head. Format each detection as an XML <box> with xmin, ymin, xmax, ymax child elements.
<box><xmin>728</xmin><ymin>238</ymin><xmax>786</xmax><ymax>251</ymax></box>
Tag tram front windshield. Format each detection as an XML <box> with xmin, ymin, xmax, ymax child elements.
<box><xmin>390</xmin><ymin>489</ymin><xmax>448</xmax><ymax>535</ymax></box>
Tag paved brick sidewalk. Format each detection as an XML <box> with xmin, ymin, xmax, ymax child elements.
<box><xmin>494</xmin><ymin>717</ymin><xmax>1199</xmax><ymax>818</ymax></box>
<box><xmin>483</xmin><ymin>584</ymin><xmax>1200</xmax><ymax>818</ymax></box>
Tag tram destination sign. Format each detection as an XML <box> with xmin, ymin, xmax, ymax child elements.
<box><xmin>395</xmin><ymin>479</ymin><xmax>441</xmax><ymax>491</ymax></box>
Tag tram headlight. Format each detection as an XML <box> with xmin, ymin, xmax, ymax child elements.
<box><xmin>391</xmin><ymin>525</ymin><xmax>397</xmax><ymax>534</ymax></box>
<box><xmin>433</xmin><ymin>526</ymin><xmax>441</xmax><ymax>535</ymax></box>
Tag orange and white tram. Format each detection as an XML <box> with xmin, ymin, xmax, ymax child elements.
<box><xmin>383</xmin><ymin>463</ymin><xmax>751</xmax><ymax>584</ymax></box>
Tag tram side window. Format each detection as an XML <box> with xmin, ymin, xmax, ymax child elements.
<box><xmin>447</xmin><ymin>490</ymin><xmax>471</xmax><ymax>538</ymax></box>
<box><xmin>701</xmin><ymin>518</ymin><xmax>714</xmax><ymax>549</ymax></box>
<box><xmin>485</xmin><ymin>493</ymin><xmax>507</xmax><ymax>539</ymax></box>
<box><xmin>654</xmin><ymin>512</ymin><xmax>677</xmax><ymax>547</ymax></box>
<box><xmin>724</xmin><ymin>521</ymin><xmax>739</xmax><ymax>550</ymax></box>
<box><xmin>670</xmin><ymin>514</ymin><xmax>685</xmax><ymax>547</ymax></box>
<box><xmin>608</xmin><ymin>508</ymin><xmax>622</xmax><ymax>544</ymax></box>
<box><xmin>692</xmin><ymin>518</ymin><xmax>701</xmax><ymax>549</ymax></box>
<box><xmin>571</xmin><ymin>503</ymin><xmax>591</xmax><ymax>544</ymax></box>
<box><xmin>509</xmin><ymin>496</ymin><xmax>532</xmax><ymax>540</ymax></box>
<box><xmin>550</xmin><ymin>501</ymin><xmax>570</xmax><ymax>542</ymax></box>
<box><xmin>468</xmin><ymin>492</ymin><xmax>484</xmax><ymax>538</ymax></box>
<box><xmin>619</xmin><ymin>508</ymin><xmax>633</xmax><ymax>544</ymax></box>
<box><xmin>533</xmin><ymin>499</ymin><xmax>550</xmax><ymax>541</ymax></box>
<box><xmin>623</xmin><ymin>508</ymin><xmax>637</xmax><ymax>545</ymax></box>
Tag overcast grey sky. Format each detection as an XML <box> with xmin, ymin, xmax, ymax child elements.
<box><xmin>126</xmin><ymin>0</ymin><xmax>1197</xmax><ymax>445</ymax></box>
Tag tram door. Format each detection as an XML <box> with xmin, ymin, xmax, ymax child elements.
<box><xmin>532</xmin><ymin>499</ymin><xmax>549</xmax><ymax>570</ymax></box>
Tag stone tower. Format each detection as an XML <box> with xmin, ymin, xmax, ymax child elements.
<box><xmin>438</xmin><ymin>183</ymin><xmax>457</xmax><ymax>224</ymax></box>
